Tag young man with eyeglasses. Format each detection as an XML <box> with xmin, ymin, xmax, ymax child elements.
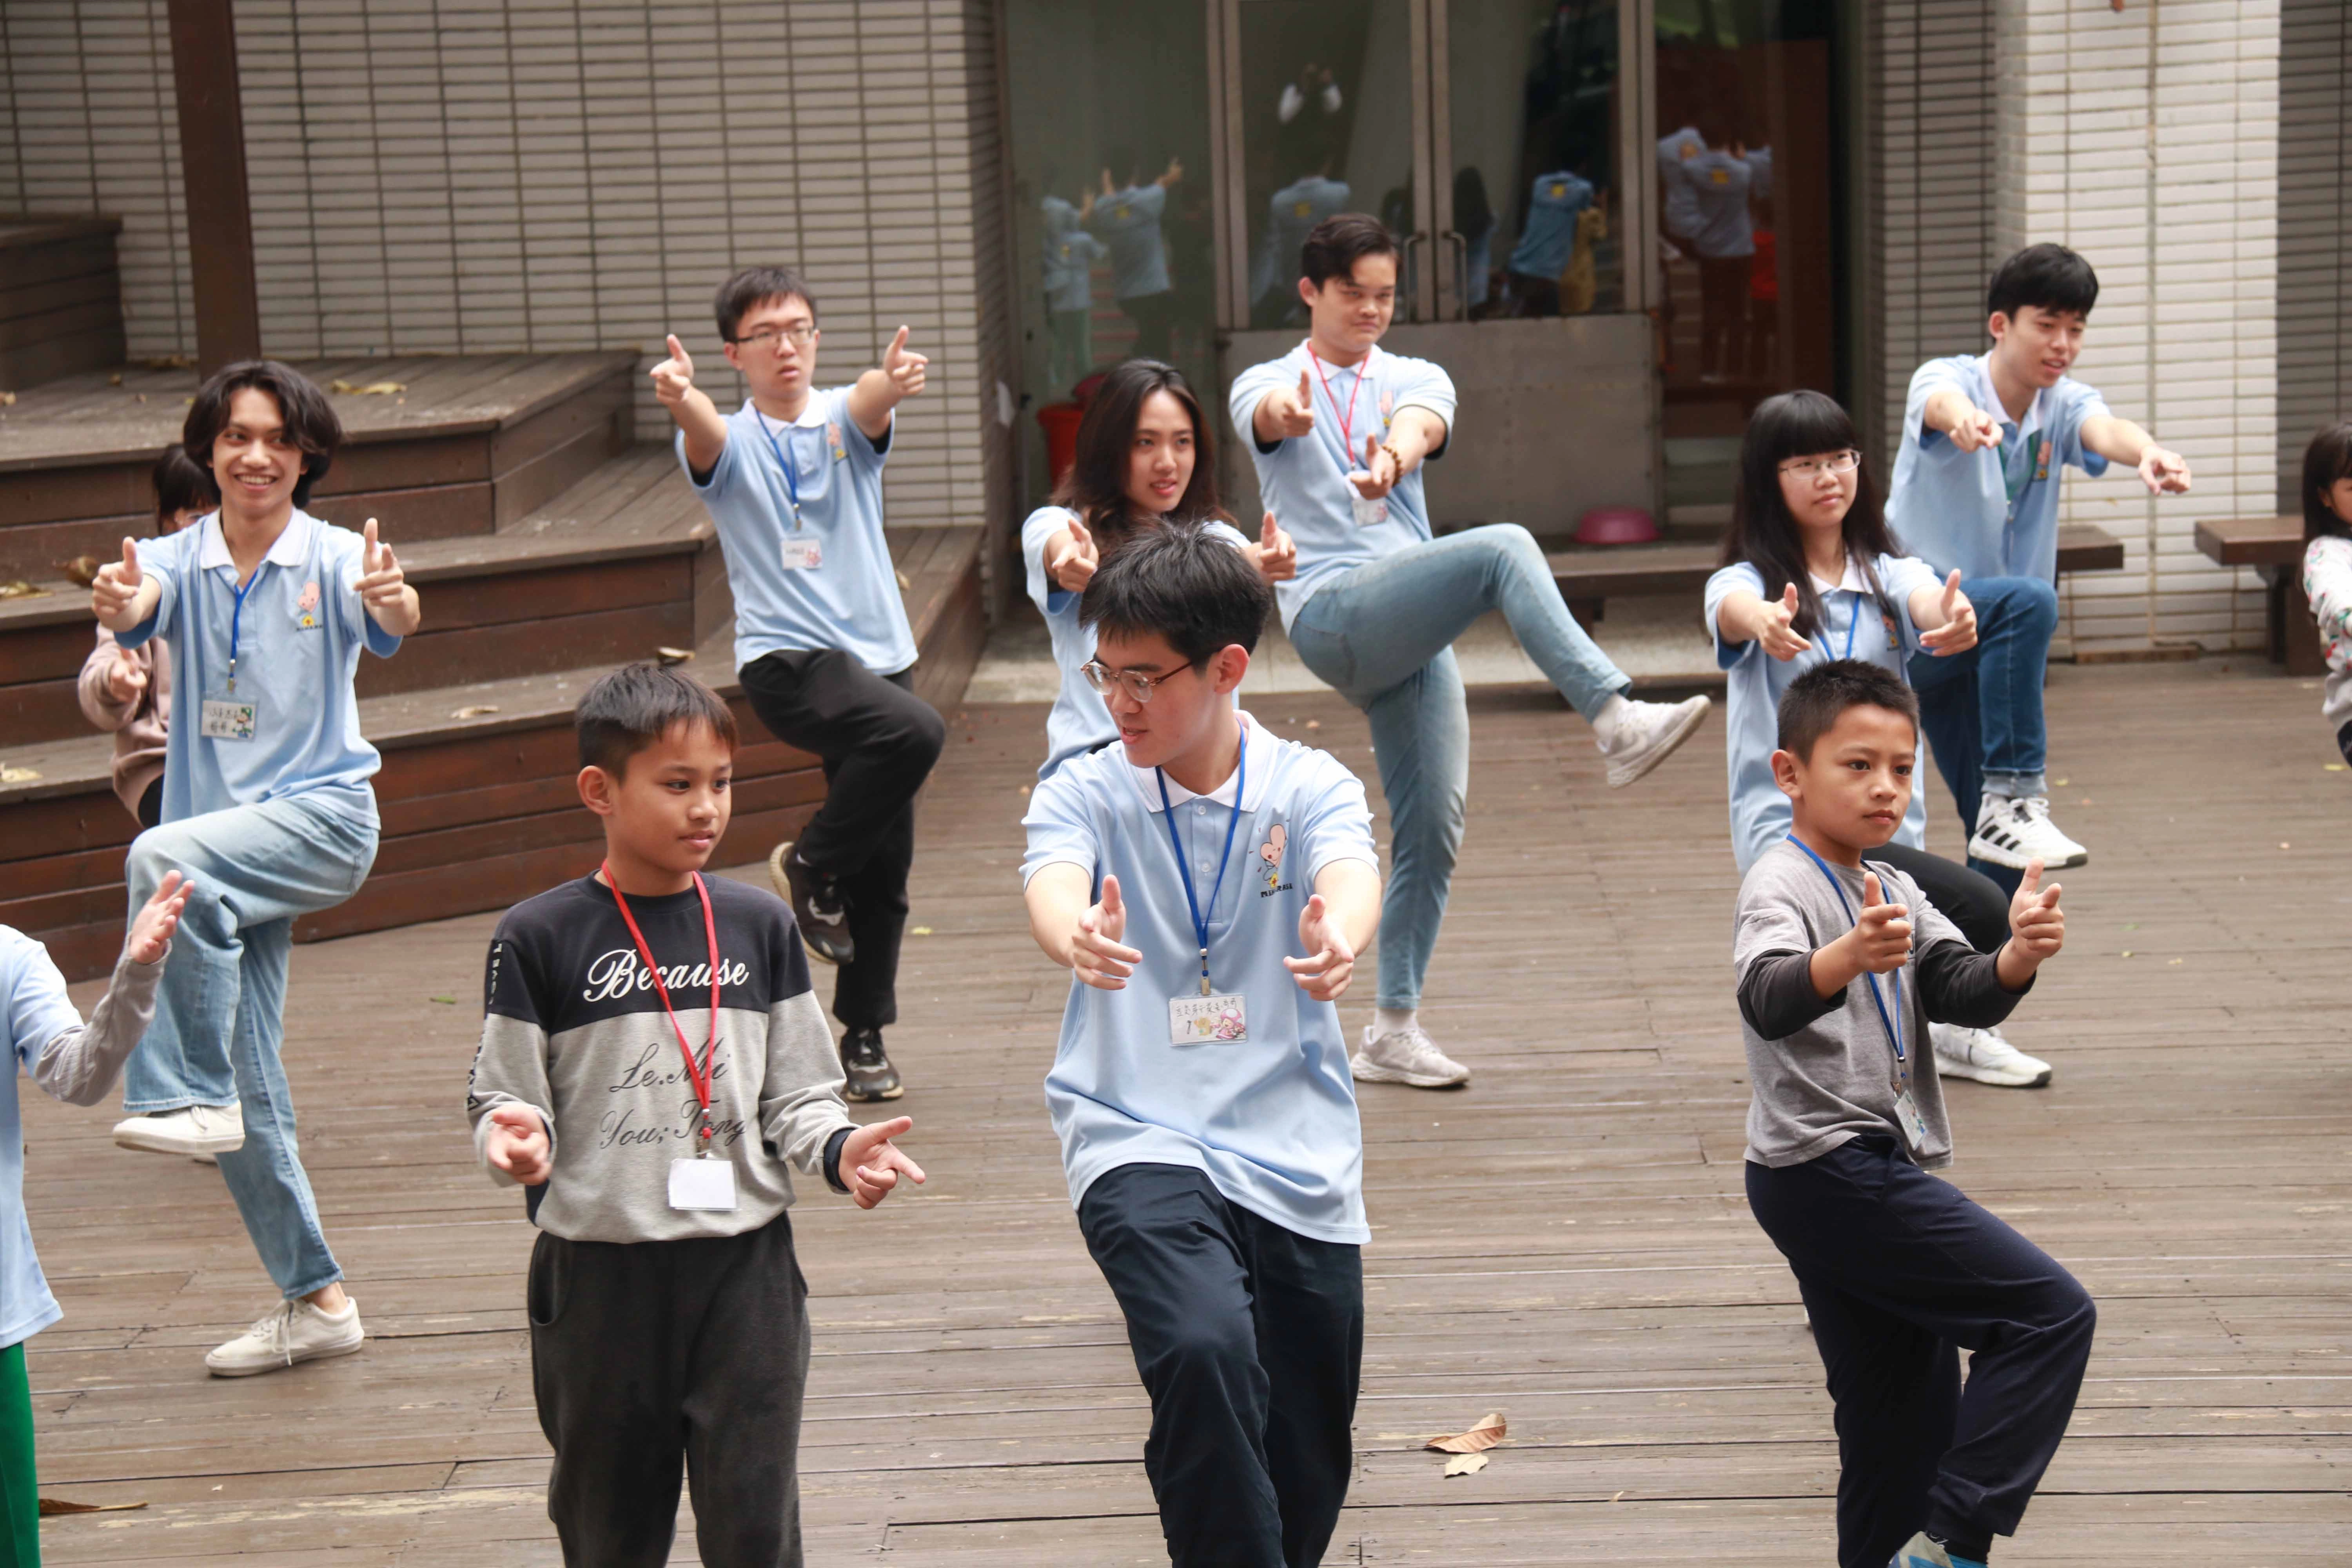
<box><xmin>650</xmin><ymin>267</ymin><xmax>944</xmax><ymax>1102</ymax></box>
<box><xmin>1230</xmin><ymin>212</ymin><xmax>1711</xmax><ymax>1092</ymax></box>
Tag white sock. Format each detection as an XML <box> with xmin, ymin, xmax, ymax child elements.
<box><xmin>1372</xmin><ymin>1007</ymin><xmax>1418</xmax><ymax>1040</ymax></box>
<box><xmin>1590</xmin><ymin>692</ymin><xmax>1631</xmax><ymax>750</ymax></box>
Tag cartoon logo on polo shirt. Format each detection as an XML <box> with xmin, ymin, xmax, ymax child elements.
<box><xmin>827</xmin><ymin>421</ymin><xmax>846</xmax><ymax>461</ymax></box>
<box><xmin>1258</xmin><ymin>822</ymin><xmax>1293</xmax><ymax>896</ymax></box>
<box><xmin>1549</xmin><ymin>181</ymin><xmax>1568</xmax><ymax>199</ymax></box>
<box><xmin>296</xmin><ymin>580</ymin><xmax>321</xmax><ymax>630</ymax></box>
<box><xmin>2036</xmin><ymin>439</ymin><xmax>2051</xmax><ymax>483</ymax></box>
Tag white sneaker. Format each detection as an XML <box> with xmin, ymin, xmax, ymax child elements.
<box><xmin>1599</xmin><ymin>695</ymin><xmax>1713</xmax><ymax>788</ymax></box>
<box><xmin>1931</xmin><ymin>1022</ymin><xmax>2053</xmax><ymax>1088</ymax></box>
<box><xmin>1350</xmin><ymin>1024</ymin><xmax>1471</xmax><ymax>1089</ymax></box>
<box><xmin>113</xmin><ymin>1103</ymin><xmax>244</xmax><ymax>1157</ymax></box>
<box><xmin>205</xmin><ymin>1296</ymin><xmax>364</xmax><ymax>1377</ymax></box>
<box><xmin>1966</xmin><ymin>795</ymin><xmax>2087</xmax><ymax>869</ymax></box>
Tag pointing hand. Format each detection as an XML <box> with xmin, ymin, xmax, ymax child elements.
<box><xmin>2138</xmin><ymin>444</ymin><xmax>2191</xmax><ymax>496</ymax></box>
<box><xmin>1758</xmin><ymin>581</ymin><xmax>1812</xmax><ymax>661</ymax></box>
<box><xmin>1267</xmin><ymin>369</ymin><xmax>1316</xmax><ymax>440</ymax></box>
<box><xmin>651</xmin><ymin>333</ymin><xmax>696</xmax><ymax>407</ymax></box>
<box><xmin>1047</xmin><ymin>513</ymin><xmax>1100</xmax><ymax>593</ymax></box>
<box><xmin>838</xmin><ymin>1115</ymin><xmax>927</xmax><ymax>1210</ymax></box>
<box><xmin>91</xmin><ymin>536</ymin><xmax>143</xmax><ymax>623</ymax></box>
<box><xmin>104</xmin><ymin>647</ymin><xmax>149</xmax><ymax>705</ymax></box>
<box><xmin>1283</xmin><ymin>892</ymin><xmax>1356</xmax><ymax>1002</ymax></box>
<box><xmin>882</xmin><ymin>325</ymin><xmax>929</xmax><ymax>400</ymax></box>
<box><xmin>2008</xmin><ymin>858</ymin><xmax>2065</xmax><ymax>961</ymax></box>
<box><xmin>1947</xmin><ymin>405</ymin><xmax>2003</xmax><ymax>454</ymax></box>
<box><xmin>352</xmin><ymin>517</ymin><xmax>407</xmax><ymax>611</ymax></box>
<box><xmin>1073</xmin><ymin>873</ymin><xmax>1142</xmax><ymax>991</ymax></box>
<box><xmin>1255</xmin><ymin>510</ymin><xmax>1297</xmax><ymax>584</ymax></box>
<box><xmin>1847</xmin><ymin>871</ymin><xmax>1913</xmax><ymax>975</ymax></box>
<box><xmin>1917</xmin><ymin>570</ymin><xmax>1978</xmax><ymax>655</ymax></box>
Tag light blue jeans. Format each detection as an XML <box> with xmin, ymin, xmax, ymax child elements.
<box><xmin>123</xmin><ymin>794</ymin><xmax>376</xmax><ymax>1299</ymax></box>
<box><xmin>1287</xmin><ymin>524</ymin><xmax>1630</xmax><ymax>1009</ymax></box>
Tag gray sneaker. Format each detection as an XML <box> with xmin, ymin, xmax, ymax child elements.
<box><xmin>1350</xmin><ymin>1024</ymin><xmax>1470</xmax><ymax>1089</ymax></box>
<box><xmin>1599</xmin><ymin>695</ymin><xmax>1712</xmax><ymax>788</ymax></box>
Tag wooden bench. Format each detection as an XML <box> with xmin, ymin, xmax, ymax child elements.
<box><xmin>1550</xmin><ymin>521</ymin><xmax>2127</xmax><ymax>624</ymax></box>
<box><xmin>2192</xmin><ymin>514</ymin><xmax>2320</xmax><ymax>675</ymax></box>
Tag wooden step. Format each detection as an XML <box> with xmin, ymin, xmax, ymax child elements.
<box><xmin>0</xmin><ymin>217</ymin><xmax>125</xmax><ymax>391</ymax></box>
<box><xmin>0</xmin><ymin>522</ymin><xmax>986</xmax><ymax>981</ymax></box>
<box><xmin>0</xmin><ymin>350</ymin><xmax>637</xmax><ymax>576</ymax></box>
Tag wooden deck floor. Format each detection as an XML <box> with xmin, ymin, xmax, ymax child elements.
<box><xmin>30</xmin><ymin>656</ymin><xmax>2352</xmax><ymax>1565</ymax></box>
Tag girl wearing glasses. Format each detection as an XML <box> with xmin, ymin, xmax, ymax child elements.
<box><xmin>1022</xmin><ymin>359</ymin><xmax>1296</xmax><ymax>780</ymax></box>
<box><xmin>1707</xmin><ymin>392</ymin><xmax>2053</xmax><ymax>1091</ymax></box>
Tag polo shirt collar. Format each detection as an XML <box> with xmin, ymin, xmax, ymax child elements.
<box><xmin>744</xmin><ymin>396</ymin><xmax>826</xmax><ymax>430</ymax></box>
<box><xmin>195</xmin><ymin>509</ymin><xmax>314</xmax><ymax>573</ymax></box>
<box><xmin>1971</xmin><ymin>352</ymin><xmax>2047</xmax><ymax>438</ymax></box>
<box><xmin>1131</xmin><ymin>710</ymin><xmax>1274</xmax><ymax>814</ymax></box>
<box><xmin>1808</xmin><ymin>554</ymin><xmax>1870</xmax><ymax>595</ymax></box>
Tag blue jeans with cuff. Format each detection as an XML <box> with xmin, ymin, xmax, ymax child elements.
<box><xmin>124</xmin><ymin>793</ymin><xmax>376</xmax><ymax>1299</ymax></box>
<box><xmin>1907</xmin><ymin>575</ymin><xmax>2059</xmax><ymax>894</ymax></box>
<box><xmin>1287</xmin><ymin>524</ymin><xmax>1630</xmax><ymax>1009</ymax></box>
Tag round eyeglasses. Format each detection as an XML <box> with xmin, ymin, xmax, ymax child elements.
<box><xmin>1779</xmin><ymin>450</ymin><xmax>1862</xmax><ymax>479</ymax></box>
<box><xmin>1078</xmin><ymin>658</ymin><xmax>1196</xmax><ymax>704</ymax></box>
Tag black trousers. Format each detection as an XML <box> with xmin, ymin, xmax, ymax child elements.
<box><xmin>1118</xmin><ymin>290</ymin><xmax>1177</xmax><ymax>360</ymax></box>
<box><xmin>737</xmin><ymin>649</ymin><xmax>944</xmax><ymax>1031</ymax></box>
<box><xmin>529</xmin><ymin>1214</ymin><xmax>812</xmax><ymax>1568</ymax></box>
<box><xmin>1868</xmin><ymin>843</ymin><xmax>2009</xmax><ymax>955</ymax></box>
<box><xmin>1746</xmin><ymin>1138</ymin><xmax>2096</xmax><ymax>1568</ymax></box>
<box><xmin>1077</xmin><ymin>1163</ymin><xmax>1363</xmax><ymax>1568</ymax></box>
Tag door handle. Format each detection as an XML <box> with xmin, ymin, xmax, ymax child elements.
<box><xmin>1441</xmin><ymin>229</ymin><xmax>1468</xmax><ymax>319</ymax></box>
<box><xmin>1402</xmin><ymin>230</ymin><xmax>1427</xmax><ymax>322</ymax></box>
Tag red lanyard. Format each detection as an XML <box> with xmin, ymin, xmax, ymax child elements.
<box><xmin>1306</xmin><ymin>344</ymin><xmax>1372</xmax><ymax>465</ymax></box>
<box><xmin>603</xmin><ymin>865</ymin><xmax>722</xmax><ymax>1147</ymax></box>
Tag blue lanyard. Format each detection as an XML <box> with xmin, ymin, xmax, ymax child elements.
<box><xmin>1783</xmin><ymin>834</ymin><xmax>1906</xmax><ymax>1070</ymax></box>
<box><xmin>225</xmin><ymin>562</ymin><xmax>269</xmax><ymax>695</ymax></box>
<box><xmin>1155</xmin><ymin>731</ymin><xmax>1247</xmax><ymax>997</ymax></box>
<box><xmin>752</xmin><ymin>408</ymin><xmax>805</xmax><ymax>527</ymax></box>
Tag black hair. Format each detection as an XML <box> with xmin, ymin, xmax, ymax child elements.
<box><xmin>714</xmin><ymin>266</ymin><xmax>818</xmax><ymax>344</ymax></box>
<box><xmin>575</xmin><ymin>662</ymin><xmax>740</xmax><ymax>779</ymax></box>
<box><xmin>1777</xmin><ymin>659</ymin><xmax>1920</xmax><ymax>762</ymax></box>
<box><xmin>150</xmin><ymin>443</ymin><xmax>211</xmax><ymax>526</ymax></box>
<box><xmin>181</xmin><ymin>360</ymin><xmax>342</xmax><ymax>508</ymax></box>
<box><xmin>1986</xmin><ymin>243</ymin><xmax>2098</xmax><ymax>323</ymax></box>
<box><xmin>2301</xmin><ymin>421</ymin><xmax>2352</xmax><ymax>541</ymax></box>
<box><xmin>1299</xmin><ymin>212</ymin><xmax>1399</xmax><ymax>289</ymax></box>
<box><xmin>1719</xmin><ymin>391</ymin><xmax>1902</xmax><ymax>640</ymax></box>
<box><xmin>1052</xmin><ymin>359</ymin><xmax>1231</xmax><ymax>554</ymax></box>
<box><xmin>1079</xmin><ymin>521</ymin><xmax>1271</xmax><ymax>667</ymax></box>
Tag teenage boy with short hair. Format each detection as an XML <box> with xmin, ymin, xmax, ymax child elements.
<box><xmin>651</xmin><ymin>267</ymin><xmax>947</xmax><ymax>1103</ymax></box>
<box><xmin>1231</xmin><ymin>211</ymin><xmax>1711</xmax><ymax>1091</ymax></box>
<box><xmin>1021</xmin><ymin>526</ymin><xmax>1381</xmax><ymax>1568</ymax></box>
<box><xmin>1737</xmin><ymin>660</ymin><xmax>2094</xmax><ymax>1568</ymax></box>
<box><xmin>87</xmin><ymin>360</ymin><xmax>421</xmax><ymax>1375</ymax></box>
<box><xmin>468</xmin><ymin>662</ymin><xmax>924</xmax><ymax>1566</ymax></box>
<box><xmin>1887</xmin><ymin>243</ymin><xmax>2191</xmax><ymax>882</ymax></box>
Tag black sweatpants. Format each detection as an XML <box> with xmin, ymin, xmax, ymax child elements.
<box><xmin>1869</xmin><ymin>844</ymin><xmax>2009</xmax><ymax>955</ymax></box>
<box><xmin>529</xmin><ymin>1214</ymin><xmax>812</xmax><ymax>1568</ymax></box>
<box><xmin>1746</xmin><ymin>1138</ymin><xmax>2096</xmax><ymax>1567</ymax></box>
<box><xmin>737</xmin><ymin>648</ymin><xmax>945</xmax><ymax>1031</ymax></box>
<box><xmin>1077</xmin><ymin>1163</ymin><xmax>1363</xmax><ymax>1568</ymax></box>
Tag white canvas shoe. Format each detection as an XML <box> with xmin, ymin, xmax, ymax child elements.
<box><xmin>1350</xmin><ymin>1024</ymin><xmax>1471</xmax><ymax>1089</ymax></box>
<box><xmin>1966</xmin><ymin>795</ymin><xmax>2087</xmax><ymax>869</ymax></box>
<box><xmin>204</xmin><ymin>1296</ymin><xmax>364</xmax><ymax>1377</ymax></box>
<box><xmin>1930</xmin><ymin>1022</ymin><xmax>2053</xmax><ymax>1088</ymax></box>
<box><xmin>112</xmin><ymin>1103</ymin><xmax>244</xmax><ymax>1157</ymax></box>
<box><xmin>1599</xmin><ymin>695</ymin><xmax>1713</xmax><ymax>788</ymax></box>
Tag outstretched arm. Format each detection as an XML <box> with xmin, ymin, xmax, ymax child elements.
<box><xmin>846</xmin><ymin>325</ymin><xmax>928</xmax><ymax>442</ymax></box>
<box><xmin>31</xmin><ymin>873</ymin><xmax>188</xmax><ymax>1105</ymax></box>
<box><xmin>1351</xmin><ymin>407</ymin><xmax>1449</xmax><ymax>501</ymax></box>
<box><xmin>1284</xmin><ymin>859</ymin><xmax>1379</xmax><ymax>1002</ymax></box>
<box><xmin>650</xmin><ymin>333</ymin><xmax>730</xmax><ymax>475</ymax></box>
<box><xmin>2080</xmin><ymin>412</ymin><xmax>2191</xmax><ymax>494</ymax></box>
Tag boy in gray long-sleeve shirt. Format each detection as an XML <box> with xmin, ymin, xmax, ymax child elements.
<box><xmin>465</xmin><ymin>664</ymin><xmax>927</xmax><ymax>1568</ymax></box>
<box><xmin>1733</xmin><ymin>661</ymin><xmax>2090</xmax><ymax>1568</ymax></box>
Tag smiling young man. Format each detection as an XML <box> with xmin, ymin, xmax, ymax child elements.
<box><xmin>1230</xmin><ymin>212</ymin><xmax>1711</xmax><ymax>1090</ymax></box>
<box><xmin>651</xmin><ymin>267</ymin><xmax>946</xmax><ymax>1103</ymax></box>
<box><xmin>87</xmin><ymin>360</ymin><xmax>421</xmax><ymax>1374</ymax></box>
<box><xmin>1021</xmin><ymin>525</ymin><xmax>1380</xmax><ymax>1568</ymax></box>
<box><xmin>1887</xmin><ymin>244</ymin><xmax>2191</xmax><ymax>888</ymax></box>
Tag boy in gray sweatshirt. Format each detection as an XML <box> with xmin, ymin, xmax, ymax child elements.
<box><xmin>1733</xmin><ymin>660</ymin><xmax>2090</xmax><ymax>1568</ymax></box>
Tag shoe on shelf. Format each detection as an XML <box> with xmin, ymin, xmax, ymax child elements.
<box><xmin>204</xmin><ymin>1296</ymin><xmax>364</xmax><ymax>1377</ymax></box>
<box><xmin>112</xmin><ymin>1103</ymin><xmax>244</xmax><ymax>1157</ymax></box>
<box><xmin>770</xmin><ymin>840</ymin><xmax>855</xmax><ymax>966</ymax></box>
<box><xmin>840</xmin><ymin>1028</ymin><xmax>903</xmax><ymax>1102</ymax></box>
<box><xmin>1967</xmin><ymin>794</ymin><xmax>2087</xmax><ymax>870</ymax></box>
<box><xmin>1599</xmin><ymin>695</ymin><xmax>1713</xmax><ymax>789</ymax></box>
<box><xmin>1349</xmin><ymin>1024</ymin><xmax>1470</xmax><ymax>1089</ymax></box>
<box><xmin>1931</xmin><ymin>1022</ymin><xmax>2053</xmax><ymax>1088</ymax></box>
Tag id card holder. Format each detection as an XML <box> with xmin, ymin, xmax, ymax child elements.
<box><xmin>1892</xmin><ymin>1089</ymin><xmax>1929</xmax><ymax>1152</ymax></box>
<box><xmin>1345</xmin><ymin>476</ymin><xmax>1388</xmax><ymax>529</ymax></box>
<box><xmin>200</xmin><ymin>698</ymin><xmax>258</xmax><ymax>742</ymax></box>
<box><xmin>1168</xmin><ymin>993</ymin><xmax>1249</xmax><ymax>1045</ymax></box>
<box><xmin>668</xmin><ymin>1156</ymin><xmax>739</xmax><ymax>1212</ymax></box>
<box><xmin>781</xmin><ymin>537</ymin><xmax>823</xmax><ymax>571</ymax></box>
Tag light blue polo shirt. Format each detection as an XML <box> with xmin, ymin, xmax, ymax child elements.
<box><xmin>117</xmin><ymin>509</ymin><xmax>399</xmax><ymax>825</ymax></box>
<box><xmin>1705</xmin><ymin>553</ymin><xmax>1939</xmax><ymax>871</ymax></box>
<box><xmin>1887</xmin><ymin>354</ymin><xmax>2112</xmax><ymax>584</ymax></box>
<box><xmin>1087</xmin><ymin>184</ymin><xmax>1171</xmax><ymax>300</ymax></box>
<box><xmin>1657</xmin><ymin>126</ymin><xmax>1705</xmax><ymax>240</ymax></box>
<box><xmin>0</xmin><ymin>928</ymin><xmax>82</xmax><ymax>1348</ymax></box>
<box><xmin>1229</xmin><ymin>341</ymin><xmax>1458</xmax><ymax>631</ymax></box>
<box><xmin>1020</xmin><ymin>508</ymin><xmax>1252</xmax><ymax>780</ymax></box>
<box><xmin>684</xmin><ymin>390</ymin><xmax>917</xmax><ymax>677</ymax></box>
<box><xmin>1506</xmin><ymin>170</ymin><xmax>1595</xmax><ymax>279</ymax></box>
<box><xmin>1681</xmin><ymin>150</ymin><xmax>1755</xmax><ymax>259</ymax></box>
<box><xmin>1042</xmin><ymin>198</ymin><xmax>1105</xmax><ymax>314</ymax></box>
<box><xmin>1021</xmin><ymin>713</ymin><xmax>1378</xmax><ymax>1244</ymax></box>
<box><xmin>1251</xmin><ymin>175</ymin><xmax>1352</xmax><ymax>305</ymax></box>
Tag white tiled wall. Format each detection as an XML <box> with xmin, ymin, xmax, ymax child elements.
<box><xmin>0</xmin><ymin>0</ymin><xmax>1015</xmax><ymax>549</ymax></box>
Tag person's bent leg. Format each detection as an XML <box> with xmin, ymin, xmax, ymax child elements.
<box><xmin>1869</xmin><ymin>845</ymin><xmax>2007</xmax><ymax>955</ymax></box>
<box><xmin>1360</xmin><ymin>650</ymin><xmax>1469</xmax><ymax>1013</ymax></box>
<box><xmin>1905</xmin><ymin>650</ymin><xmax>1984</xmax><ymax>840</ymax></box>
<box><xmin>1078</xmin><ymin>1164</ymin><xmax>1285</xmax><ymax>1568</ymax></box>
<box><xmin>829</xmin><ymin>670</ymin><xmax>929</xmax><ymax>1034</ymax></box>
<box><xmin>213</xmin><ymin>917</ymin><xmax>343</xmax><ymax>1300</ymax></box>
<box><xmin>1240</xmin><ymin>1212</ymin><xmax>1363</xmax><ymax>1568</ymax></box>
<box><xmin>1962</xmin><ymin>577</ymin><xmax>2058</xmax><ymax>801</ymax></box>
<box><xmin>0</xmin><ymin>1343</ymin><xmax>38</xmax><ymax>1568</ymax></box>
<box><xmin>738</xmin><ymin>651</ymin><xmax>944</xmax><ymax>883</ymax></box>
<box><xmin>682</xmin><ymin>1217</ymin><xmax>811</xmax><ymax>1568</ymax></box>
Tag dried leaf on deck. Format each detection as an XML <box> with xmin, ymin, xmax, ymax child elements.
<box><xmin>38</xmin><ymin>1497</ymin><xmax>146</xmax><ymax>1515</ymax></box>
<box><xmin>1441</xmin><ymin>1452</ymin><xmax>1488</xmax><ymax>1478</ymax></box>
<box><xmin>0</xmin><ymin>390</ymin><xmax>16</xmax><ymax>406</ymax></box>
<box><xmin>1424</xmin><ymin>1411</ymin><xmax>1505</xmax><ymax>1454</ymax></box>
<box><xmin>452</xmin><ymin>704</ymin><xmax>499</xmax><ymax>719</ymax></box>
<box><xmin>655</xmin><ymin>647</ymin><xmax>693</xmax><ymax>666</ymax></box>
<box><xmin>0</xmin><ymin>766</ymin><xmax>40</xmax><ymax>784</ymax></box>
<box><xmin>328</xmin><ymin>379</ymin><xmax>408</xmax><ymax>396</ymax></box>
<box><xmin>57</xmin><ymin>556</ymin><xmax>103</xmax><ymax>587</ymax></box>
<box><xmin>0</xmin><ymin>580</ymin><xmax>49</xmax><ymax>599</ymax></box>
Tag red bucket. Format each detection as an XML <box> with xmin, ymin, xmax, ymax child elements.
<box><xmin>1038</xmin><ymin>402</ymin><xmax>1085</xmax><ymax>485</ymax></box>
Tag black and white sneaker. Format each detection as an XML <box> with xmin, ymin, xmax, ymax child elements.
<box><xmin>840</xmin><ymin>1028</ymin><xmax>903</xmax><ymax>1102</ymax></box>
<box><xmin>770</xmin><ymin>840</ymin><xmax>855</xmax><ymax>965</ymax></box>
<box><xmin>1965</xmin><ymin>795</ymin><xmax>2087</xmax><ymax>870</ymax></box>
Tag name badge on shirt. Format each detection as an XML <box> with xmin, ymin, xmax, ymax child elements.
<box><xmin>1346</xmin><ymin>479</ymin><xmax>1388</xmax><ymax>529</ymax></box>
<box><xmin>1893</xmin><ymin>1089</ymin><xmax>1929</xmax><ymax>1152</ymax></box>
<box><xmin>781</xmin><ymin>537</ymin><xmax>824</xmax><ymax>571</ymax></box>
<box><xmin>200</xmin><ymin>698</ymin><xmax>258</xmax><ymax>742</ymax></box>
<box><xmin>1168</xmin><ymin>993</ymin><xmax>1249</xmax><ymax>1045</ymax></box>
<box><xmin>668</xmin><ymin>1156</ymin><xmax>738</xmax><ymax>1212</ymax></box>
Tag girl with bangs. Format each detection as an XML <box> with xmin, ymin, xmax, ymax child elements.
<box><xmin>2296</xmin><ymin>421</ymin><xmax>2352</xmax><ymax>762</ymax></box>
